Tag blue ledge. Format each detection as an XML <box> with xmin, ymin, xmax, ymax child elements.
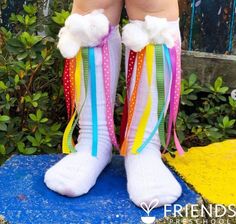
<box><xmin>0</xmin><ymin>155</ymin><xmax>199</xmax><ymax>224</ymax></box>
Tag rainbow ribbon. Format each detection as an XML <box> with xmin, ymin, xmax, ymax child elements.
<box><xmin>62</xmin><ymin>29</ymin><xmax>119</xmax><ymax>156</ymax></box>
<box><xmin>131</xmin><ymin>45</ymin><xmax>154</xmax><ymax>154</ymax></box>
<box><xmin>120</xmin><ymin>49</ymin><xmax>146</xmax><ymax>156</ymax></box>
<box><xmin>120</xmin><ymin>41</ymin><xmax>184</xmax><ymax>155</ymax></box>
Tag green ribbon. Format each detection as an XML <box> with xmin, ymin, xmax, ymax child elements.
<box><xmin>155</xmin><ymin>45</ymin><xmax>165</xmax><ymax>147</ymax></box>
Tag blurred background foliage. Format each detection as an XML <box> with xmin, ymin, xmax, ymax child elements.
<box><xmin>0</xmin><ymin>0</ymin><xmax>235</xmax><ymax>162</ymax></box>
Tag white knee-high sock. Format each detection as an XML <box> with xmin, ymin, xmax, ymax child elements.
<box><xmin>44</xmin><ymin>12</ymin><xmax>121</xmax><ymax>197</ymax></box>
<box><xmin>122</xmin><ymin>18</ymin><xmax>182</xmax><ymax>207</ymax></box>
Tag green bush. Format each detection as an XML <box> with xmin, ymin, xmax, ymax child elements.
<box><xmin>0</xmin><ymin>2</ymin><xmax>235</xmax><ymax>159</ymax></box>
<box><xmin>0</xmin><ymin>3</ymin><xmax>70</xmax><ymax>156</ymax></box>
<box><xmin>177</xmin><ymin>74</ymin><xmax>236</xmax><ymax>149</ymax></box>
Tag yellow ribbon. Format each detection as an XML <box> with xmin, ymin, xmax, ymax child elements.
<box><xmin>75</xmin><ymin>50</ymin><xmax>82</xmax><ymax>109</ymax></box>
<box><xmin>62</xmin><ymin>111</ymin><xmax>76</xmax><ymax>154</ymax></box>
<box><xmin>131</xmin><ymin>44</ymin><xmax>154</xmax><ymax>154</ymax></box>
<box><xmin>62</xmin><ymin>50</ymin><xmax>82</xmax><ymax>154</ymax></box>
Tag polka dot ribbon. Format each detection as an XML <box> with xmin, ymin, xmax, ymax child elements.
<box><xmin>62</xmin><ymin>49</ymin><xmax>89</xmax><ymax>154</ymax></box>
<box><xmin>120</xmin><ymin>48</ymin><xmax>146</xmax><ymax>156</ymax></box>
<box><xmin>120</xmin><ymin>41</ymin><xmax>184</xmax><ymax>156</ymax></box>
<box><xmin>102</xmin><ymin>40</ymin><xmax>119</xmax><ymax>149</ymax></box>
<box><xmin>120</xmin><ymin>50</ymin><xmax>137</xmax><ymax>145</ymax></box>
<box><xmin>62</xmin><ymin>28</ymin><xmax>119</xmax><ymax>155</ymax></box>
<box><xmin>165</xmin><ymin>41</ymin><xmax>184</xmax><ymax>155</ymax></box>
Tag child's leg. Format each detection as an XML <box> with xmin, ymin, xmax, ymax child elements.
<box><xmin>122</xmin><ymin>0</ymin><xmax>182</xmax><ymax>207</ymax></box>
<box><xmin>44</xmin><ymin>0</ymin><xmax>122</xmax><ymax>197</ymax></box>
<box><xmin>72</xmin><ymin>0</ymin><xmax>122</xmax><ymax>25</ymax></box>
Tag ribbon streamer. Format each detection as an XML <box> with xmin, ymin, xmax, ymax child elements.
<box><xmin>156</xmin><ymin>45</ymin><xmax>166</xmax><ymax>147</ymax></box>
<box><xmin>136</xmin><ymin>45</ymin><xmax>171</xmax><ymax>154</ymax></box>
<box><xmin>120</xmin><ymin>49</ymin><xmax>146</xmax><ymax>156</ymax></box>
<box><xmin>102</xmin><ymin>40</ymin><xmax>119</xmax><ymax>149</ymax></box>
<box><xmin>120</xmin><ymin>50</ymin><xmax>137</xmax><ymax>144</ymax></box>
<box><xmin>63</xmin><ymin>59</ymin><xmax>72</xmax><ymax>118</ymax></box>
<box><xmin>131</xmin><ymin>45</ymin><xmax>154</xmax><ymax>154</ymax></box>
<box><xmin>89</xmin><ymin>48</ymin><xmax>98</xmax><ymax>157</ymax></box>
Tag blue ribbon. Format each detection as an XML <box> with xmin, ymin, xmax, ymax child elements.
<box><xmin>89</xmin><ymin>48</ymin><xmax>98</xmax><ymax>157</ymax></box>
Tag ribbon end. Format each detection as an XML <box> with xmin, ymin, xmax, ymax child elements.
<box><xmin>120</xmin><ymin>139</ymin><xmax>128</xmax><ymax>156</ymax></box>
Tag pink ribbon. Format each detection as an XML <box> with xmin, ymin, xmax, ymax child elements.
<box><xmin>165</xmin><ymin>41</ymin><xmax>184</xmax><ymax>155</ymax></box>
<box><xmin>101</xmin><ymin>27</ymin><xmax>119</xmax><ymax>149</ymax></box>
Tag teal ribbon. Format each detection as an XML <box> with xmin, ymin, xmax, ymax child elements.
<box><xmin>89</xmin><ymin>48</ymin><xmax>98</xmax><ymax>157</ymax></box>
<box><xmin>137</xmin><ymin>44</ymin><xmax>172</xmax><ymax>153</ymax></box>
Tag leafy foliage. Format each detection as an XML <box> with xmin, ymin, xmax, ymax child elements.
<box><xmin>177</xmin><ymin>75</ymin><xmax>236</xmax><ymax>148</ymax></box>
<box><xmin>0</xmin><ymin>3</ymin><xmax>69</xmax><ymax>156</ymax></box>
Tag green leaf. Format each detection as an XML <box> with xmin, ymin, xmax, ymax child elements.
<box><xmin>17</xmin><ymin>142</ymin><xmax>25</xmax><ymax>153</ymax></box>
<box><xmin>51</xmin><ymin>123</ymin><xmax>61</xmax><ymax>132</ymax></box>
<box><xmin>14</xmin><ymin>75</ymin><xmax>20</xmax><ymax>84</ymax></box>
<box><xmin>32</xmin><ymin>102</ymin><xmax>38</xmax><ymax>107</ymax></box>
<box><xmin>24</xmin><ymin>147</ymin><xmax>37</xmax><ymax>155</ymax></box>
<box><xmin>40</xmin><ymin>118</ymin><xmax>48</xmax><ymax>123</ymax></box>
<box><xmin>189</xmin><ymin>74</ymin><xmax>197</xmax><ymax>86</ymax></box>
<box><xmin>218</xmin><ymin>87</ymin><xmax>229</xmax><ymax>94</ymax></box>
<box><xmin>0</xmin><ymin>144</ymin><xmax>6</xmax><ymax>155</ymax></box>
<box><xmin>214</xmin><ymin>77</ymin><xmax>223</xmax><ymax>91</ymax></box>
<box><xmin>23</xmin><ymin>4</ymin><xmax>37</xmax><ymax>15</ymax></box>
<box><xmin>0</xmin><ymin>123</ymin><xmax>7</xmax><ymax>131</ymax></box>
<box><xmin>7</xmin><ymin>38</ymin><xmax>23</xmax><ymax>47</ymax></box>
<box><xmin>29</xmin><ymin>114</ymin><xmax>37</xmax><ymax>121</ymax></box>
<box><xmin>0</xmin><ymin>81</ymin><xmax>7</xmax><ymax>90</ymax></box>
<box><xmin>223</xmin><ymin>116</ymin><xmax>229</xmax><ymax>127</ymax></box>
<box><xmin>0</xmin><ymin>115</ymin><xmax>10</xmax><ymax>122</ymax></box>
<box><xmin>35</xmin><ymin>131</ymin><xmax>42</xmax><ymax>142</ymax></box>
<box><xmin>36</xmin><ymin>109</ymin><xmax>42</xmax><ymax>121</ymax></box>
<box><xmin>17</xmin><ymin>52</ymin><xmax>28</xmax><ymax>61</ymax></box>
<box><xmin>27</xmin><ymin>136</ymin><xmax>38</xmax><ymax>146</ymax></box>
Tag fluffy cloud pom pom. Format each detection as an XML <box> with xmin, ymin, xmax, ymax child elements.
<box><xmin>57</xmin><ymin>27</ymin><xmax>81</xmax><ymax>59</ymax></box>
<box><xmin>122</xmin><ymin>23</ymin><xmax>149</xmax><ymax>52</ymax></box>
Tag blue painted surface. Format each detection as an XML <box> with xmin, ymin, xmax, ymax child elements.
<box><xmin>0</xmin><ymin>155</ymin><xmax>199</xmax><ymax>224</ymax></box>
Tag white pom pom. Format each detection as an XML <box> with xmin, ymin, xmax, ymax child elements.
<box><xmin>161</xmin><ymin>29</ymin><xmax>175</xmax><ymax>48</ymax></box>
<box><xmin>64</xmin><ymin>10</ymin><xmax>109</xmax><ymax>47</ymax></box>
<box><xmin>122</xmin><ymin>22</ymin><xmax>149</xmax><ymax>52</ymax></box>
<box><xmin>64</xmin><ymin>14</ymin><xmax>91</xmax><ymax>43</ymax></box>
<box><xmin>84</xmin><ymin>11</ymin><xmax>109</xmax><ymax>46</ymax></box>
<box><xmin>145</xmin><ymin>16</ymin><xmax>168</xmax><ymax>41</ymax></box>
<box><xmin>57</xmin><ymin>27</ymin><xmax>81</xmax><ymax>59</ymax></box>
